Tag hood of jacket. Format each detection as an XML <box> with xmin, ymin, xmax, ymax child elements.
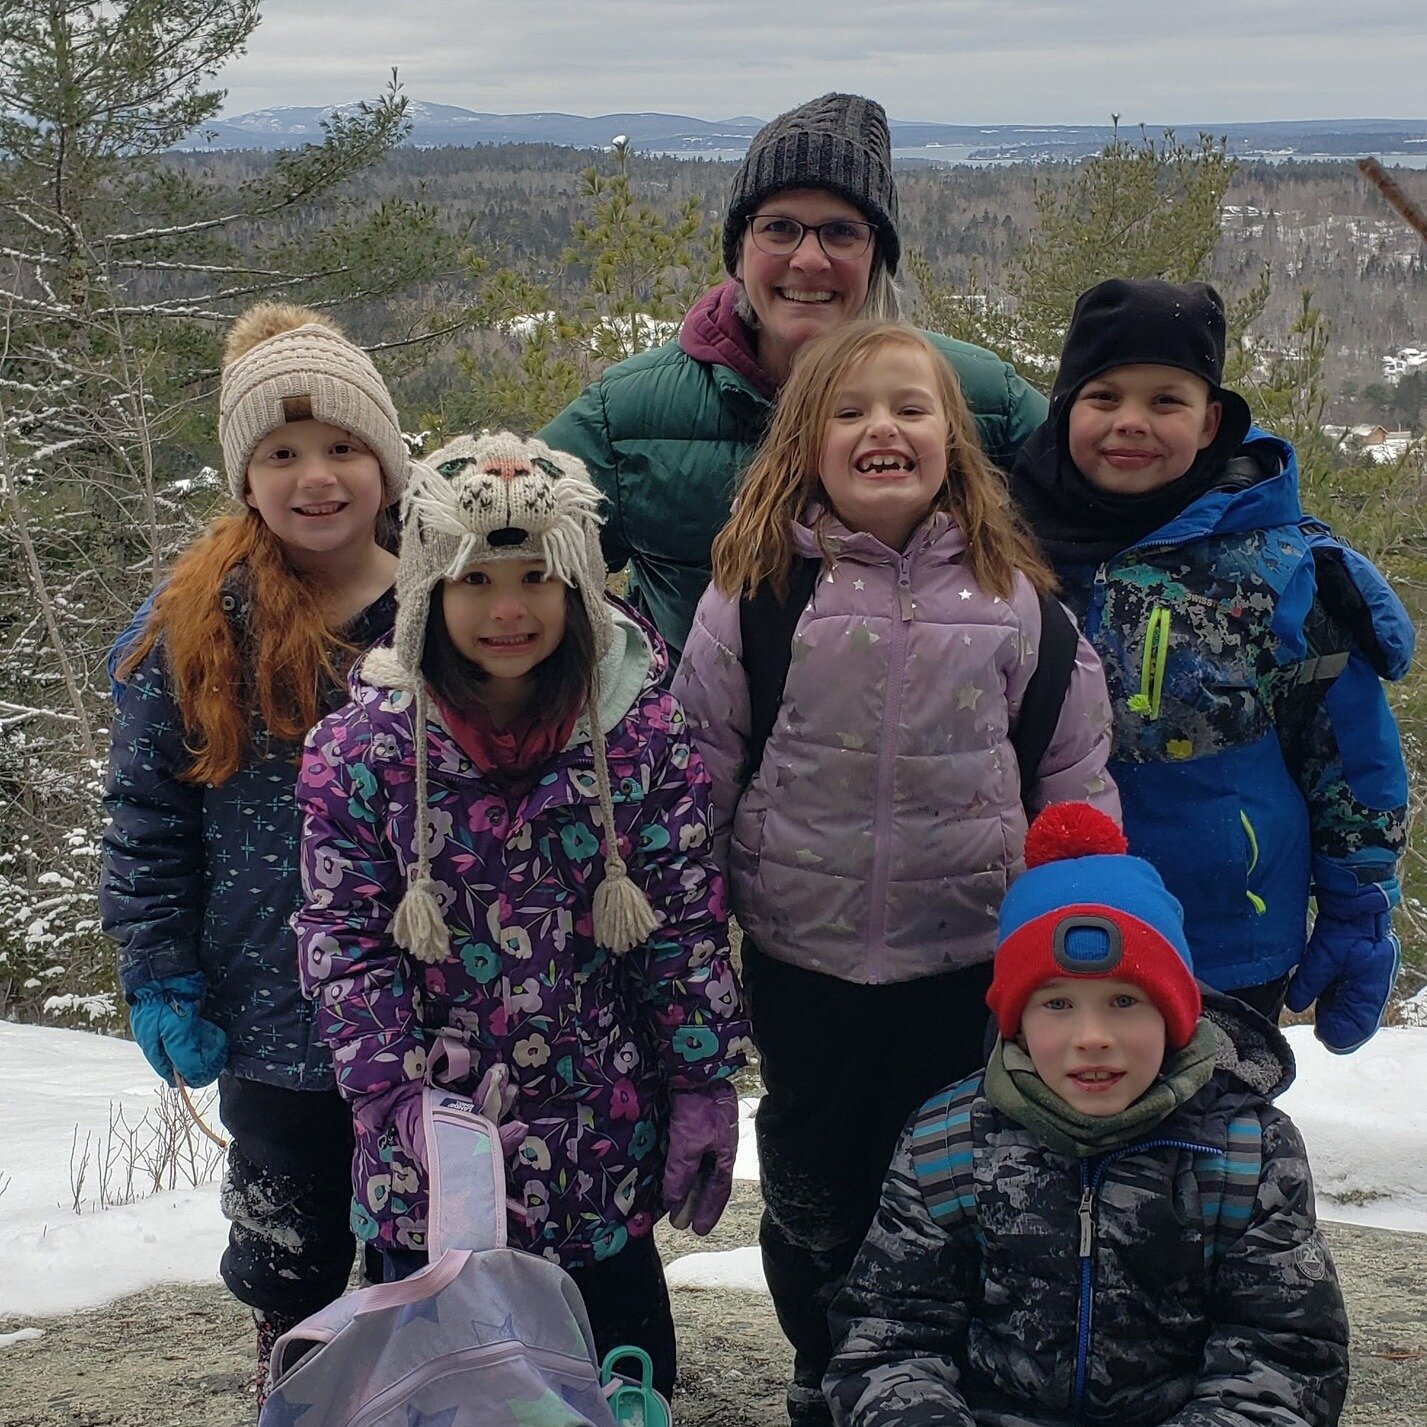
<box><xmin>1013</xmin><ymin>424</ymin><xmax>1303</xmax><ymax>566</ymax></box>
<box><xmin>678</xmin><ymin>279</ymin><xmax>779</xmax><ymax>401</ymax></box>
<box><xmin>1197</xmin><ymin>983</ymin><xmax>1296</xmax><ymax>1103</ymax></box>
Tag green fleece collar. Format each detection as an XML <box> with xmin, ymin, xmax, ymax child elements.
<box><xmin>984</xmin><ymin>1019</ymin><xmax>1219</xmax><ymax>1158</ymax></box>
<box><xmin>568</xmin><ymin>604</ymin><xmax>653</xmax><ymax>741</ymax></box>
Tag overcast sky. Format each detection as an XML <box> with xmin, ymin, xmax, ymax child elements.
<box><xmin>215</xmin><ymin>0</ymin><xmax>1426</xmax><ymax>126</ymax></box>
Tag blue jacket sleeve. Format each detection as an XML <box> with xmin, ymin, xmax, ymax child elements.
<box><xmin>107</xmin><ymin>587</ymin><xmax>161</xmax><ymax>702</ymax></box>
<box><xmin>1270</xmin><ymin>598</ymin><xmax>1407</xmax><ymax>896</ymax></box>
<box><xmin>99</xmin><ymin>642</ymin><xmax>206</xmax><ymax>998</ymax></box>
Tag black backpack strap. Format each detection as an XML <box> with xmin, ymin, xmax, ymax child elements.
<box><xmin>1012</xmin><ymin>591</ymin><xmax>1078</xmax><ymax>802</ymax></box>
<box><xmin>739</xmin><ymin>557</ymin><xmax>820</xmax><ymax>783</ymax></box>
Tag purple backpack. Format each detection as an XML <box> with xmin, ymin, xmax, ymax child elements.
<box><xmin>259</xmin><ymin>1089</ymin><xmax>669</xmax><ymax>1426</ymax></box>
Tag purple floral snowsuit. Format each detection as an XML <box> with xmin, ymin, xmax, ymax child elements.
<box><xmin>295</xmin><ymin>626</ymin><xmax>749</xmax><ymax>1269</ymax></box>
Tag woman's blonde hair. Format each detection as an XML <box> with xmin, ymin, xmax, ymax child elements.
<box><xmin>710</xmin><ymin>321</ymin><xmax>1055</xmax><ymax>601</ymax></box>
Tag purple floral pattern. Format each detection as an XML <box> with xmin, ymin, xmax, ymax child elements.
<box><xmin>296</xmin><ymin>650</ymin><xmax>750</xmax><ymax>1269</ymax></box>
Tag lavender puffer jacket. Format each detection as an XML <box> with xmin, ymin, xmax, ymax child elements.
<box><xmin>672</xmin><ymin>510</ymin><xmax>1119</xmax><ymax>985</ymax></box>
<box><xmin>296</xmin><ymin>609</ymin><xmax>750</xmax><ymax>1267</ymax></box>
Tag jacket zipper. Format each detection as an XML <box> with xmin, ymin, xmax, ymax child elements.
<box><xmin>1083</xmin><ymin>540</ymin><xmax>1180</xmax><ymax>644</ymax></box>
<box><xmin>1126</xmin><ymin>605</ymin><xmax>1171</xmax><ymax>720</ymax></box>
<box><xmin>1070</xmin><ymin>1134</ymin><xmax>1218</xmax><ymax>1422</ymax></box>
<box><xmin>866</xmin><ymin>555</ymin><xmax>914</xmax><ymax>979</ymax></box>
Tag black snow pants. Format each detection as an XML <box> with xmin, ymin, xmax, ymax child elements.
<box><xmin>741</xmin><ymin>943</ymin><xmax>994</xmax><ymax>1425</ymax></box>
<box><xmin>217</xmin><ymin>1075</ymin><xmax>360</xmax><ymax>1322</ymax></box>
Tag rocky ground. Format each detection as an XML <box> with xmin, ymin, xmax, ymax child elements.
<box><xmin>0</xmin><ymin>1185</ymin><xmax>1422</xmax><ymax>1426</ymax></box>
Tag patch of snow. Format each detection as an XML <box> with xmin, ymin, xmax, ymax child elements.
<box><xmin>1</xmin><ymin>1019</ymin><xmax>1424</xmax><ymax>1321</ymax></box>
<box><xmin>666</xmin><ymin>1244</ymin><xmax>767</xmax><ymax>1294</ymax></box>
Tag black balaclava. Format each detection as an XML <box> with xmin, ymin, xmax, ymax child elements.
<box><xmin>1010</xmin><ymin>278</ymin><xmax>1254</xmax><ymax>565</ymax></box>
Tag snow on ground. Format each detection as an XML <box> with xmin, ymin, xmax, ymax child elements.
<box><xmin>1</xmin><ymin>1020</ymin><xmax>1424</xmax><ymax>1318</ymax></box>
<box><xmin>0</xmin><ymin>1022</ymin><xmax>227</xmax><ymax>1319</ymax></box>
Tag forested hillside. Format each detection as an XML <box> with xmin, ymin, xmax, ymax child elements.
<box><xmin>4</xmin><ymin>112</ymin><xmax>1425</xmax><ymax>1029</ymax></box>
<box><xmin>162</xmin><ymin>142</ymin><xmax>1427</xmax><ymax>425</ymax></box>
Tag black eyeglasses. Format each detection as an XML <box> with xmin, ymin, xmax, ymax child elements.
<box><xmin>746</xmin><ymin>214</ymin><xmax>878</xmax><ymax>261</ymax></box>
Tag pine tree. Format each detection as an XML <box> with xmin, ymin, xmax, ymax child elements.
<box><xmin>911</xmin><ymin>125</ymin><xmax>1254</xmax><ymax>387</ymax></box>
<box><xmin>0</xmin><ymin>1</ymin><xmax>463</xmax><ymax>1025</ymax></box>
<box><xmin>443</xmin><ymin>139</ymin><xmax>722</xmax><ymax>433</ymax></box>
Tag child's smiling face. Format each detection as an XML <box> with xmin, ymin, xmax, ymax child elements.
<box><xmin>1068</xmin><ymin>364</ymin><xmax>1222</xmax><ymax>495</ymax></box>
<box><xmin>440</xmin><ymin>558</ymin><xmax>567</xmax><ymax>692</ymax></box>
<box><xmin>244</xmin><ymin>419</ymin><xmax>385</xmax><ymax>567</ymax></box>
<box><xmin>1018</xmin><ymin>976</ymin><xmax>1168</xmax><ymax>1117</ymax></box>
<box><xmin>817</xmin><ymin>341</ymin><xmax>950</xmax><ymax>551</ymax></box>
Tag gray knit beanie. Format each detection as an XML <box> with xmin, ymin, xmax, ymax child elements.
<box><xmin>722</xmin><ymin>92</ymin><xmax>900</xmax><ymax>276</ymax></box>
<box><xmin>218</xmin><ymin>302</ymin><xmax>408</xmax><ymax>503</ymax></box>
<box><xmin>367</xmin><ymin>432</ymin><xmax>658</xmax><ymax>965</ymax></box>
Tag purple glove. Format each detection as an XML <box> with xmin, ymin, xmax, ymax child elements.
<box><xmin>1285</xmin><ymin>879</ymin><xmax>1400</xmax><ymax>1054</ymax></box>
<box><xmin>663</xmin><ymin>1081</ymin><xmax>739</xmax><ymax>1235</ymax></box>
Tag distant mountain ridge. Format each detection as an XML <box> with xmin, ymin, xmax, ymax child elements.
<box><xmin>177</xmin><ymin>101</ymin><xmax>1427</xmax><ymax>161</ymax></box>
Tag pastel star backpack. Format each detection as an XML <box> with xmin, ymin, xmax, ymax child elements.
<box><xmin>258</xmin><ymin>1089</ymin><xmax>671</xmax><ymax>1426</ymax></box>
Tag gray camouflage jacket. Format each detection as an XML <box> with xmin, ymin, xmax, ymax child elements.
<box><xmin>824</xmin><ymin>996</ymin><xmax>1348</xmax><ymax>1426</ymax></box>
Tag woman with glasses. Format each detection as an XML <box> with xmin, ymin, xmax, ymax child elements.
<box><xmin>540</xmin><ymin>92</ymin><xmax>1048</xmax><ymax>663</ymax></box>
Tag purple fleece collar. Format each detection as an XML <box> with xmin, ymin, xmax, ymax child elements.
<box><xmin>678</xmin><ymin>281</ymin><xmax>779</xmax><ymax>401</ymax></box>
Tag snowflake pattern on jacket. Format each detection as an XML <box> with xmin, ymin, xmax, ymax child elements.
<box><xmin>101</xmin><ymin>583</ymin><xmax>396</xmax><ymax>1089</ymax></box>
<box><xmin>295</xmin><ymin>612</ymin><xmax>749</xmax><ymax>1267</ymax></box>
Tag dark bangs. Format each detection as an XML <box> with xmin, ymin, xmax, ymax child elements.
<box><xmin>421</xmin><ymin>582</ymin><xmax>599</xmax><ymax>726</ymax></box>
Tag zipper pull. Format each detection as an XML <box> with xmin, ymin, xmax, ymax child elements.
<box><xmin>1083</xmin><ymin>563</ymin><xmax>1109</xmax><ymax>640</ymax></box>
<box><xmin>898</xmin><ymin>564</ymin><xmax>914</xmax><ymax>622</ymax></box>
<box><xmin>1078</xmin><ymin>1185</ymin><xmax>1095</xmax><ymax>1257</ymax></box>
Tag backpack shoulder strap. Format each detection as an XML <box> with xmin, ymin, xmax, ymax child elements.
<box><xmin>739</xmin><ymin>557</ymin><xmax>820</xmax><ymax>782</ymax></box>
<box><xmin>423</xmin><ymin>1088</ymin><xmax>509</xmax><ymax>1256</ymax></box>
<box><xmin>1195</xmin><ymin>1111</ymin><xmax>1263</xmax><ymax>1272</ymax></box>
<box><xmin>1013</xmin><ymin>590</ymin><xmax>1079</xmax><ymax>802</ymax></box>
<box><xmin>908</xmin><ymin>1073</ymin><xmax>984</xmax><ymax>1244</ymax></box>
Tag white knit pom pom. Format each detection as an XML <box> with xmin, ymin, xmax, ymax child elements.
<box><xmin>391</xmin><ymin>877</ymin><xmax>450</xmax><ymax>964</ymax></box>
<box><xmin>593</xmin><ymin>869</ymin><xmax>660</xmax><ymax>954</ymax></box>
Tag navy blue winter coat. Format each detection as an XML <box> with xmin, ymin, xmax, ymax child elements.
<box><xmin>1053</xmin><ymin>430</ymin><xmax>1409</xmax><ymax>990</ymax></box>
<box><xmin>99</xmin><ymin>584</ymin><xmax>396</xmax><ymax>1089</ymax></box>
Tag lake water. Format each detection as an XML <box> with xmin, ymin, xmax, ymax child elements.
<box><xmin>652</xmin><ymin>145</ymin><xmax>1427</xmax><ymax>170</ymax></box>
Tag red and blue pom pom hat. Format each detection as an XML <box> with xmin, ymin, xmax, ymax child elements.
<box><xmin>987</xmin><ymin>803</ymin><xmax>1203</xmax><ymax>1049</ymax></box>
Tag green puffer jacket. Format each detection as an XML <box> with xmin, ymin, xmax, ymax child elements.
<box><xmin>539</xmin><ymin>281</ymin><xmax>1048</xmax><ymax>656</ymax></box>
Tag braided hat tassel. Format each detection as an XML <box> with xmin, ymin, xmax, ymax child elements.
<box><xmin>586</xmin><ymin>655</ymin><xmax>659</xmax><ymax>955</ymax></box>
<box><xmin>391</xmin><ymin>684</ymin><xmax>452</xmax><ymax>965</ymax></box>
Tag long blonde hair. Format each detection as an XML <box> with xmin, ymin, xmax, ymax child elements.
<box><xmin>710</xmin><ymin>321</ymin><xmax>1055</xmax><ymax>601</ymax></box>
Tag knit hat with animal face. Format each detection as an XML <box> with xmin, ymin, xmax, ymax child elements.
<box><xmin>370</xmin><ymin>431</ymin><xmax>658</xmax><ymax>965</ymax></box>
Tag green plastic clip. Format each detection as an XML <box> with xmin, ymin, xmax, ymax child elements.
<box><xmin>601</xmin><ymin>1345</ymin><xmax>672</xmax><ymax>1427</ymax></box>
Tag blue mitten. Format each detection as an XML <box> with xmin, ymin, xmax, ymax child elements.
<box><xmin>128</xmin><ymin>973</ymin><xmax>229</xmax><ymax>1086</ymax></box>
<box><xmin>1285</xmin><ymin>880</ymin><xmax>1400</xmax><ymax>1054</ymax></box>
